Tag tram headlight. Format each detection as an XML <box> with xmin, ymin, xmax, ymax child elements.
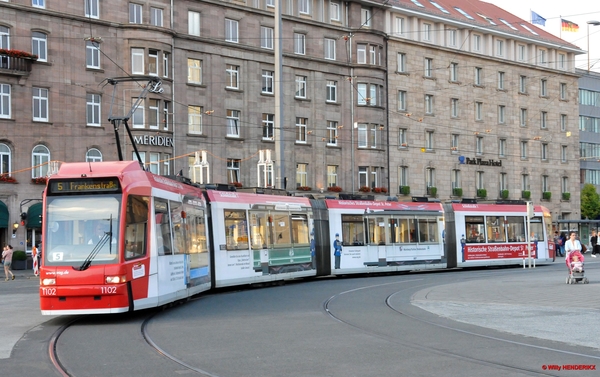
<box><xmin>105</xmin><ymin>275</ymin><xmax>127</xmax><ymax>284</ymax></box>
<box><xmin>41</xmin><ymin>278</ymin><xmax>56</xmax><ymax>286</ymax></box>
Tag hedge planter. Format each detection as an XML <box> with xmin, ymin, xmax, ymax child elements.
<box><xmin>452</xmin><ymin>187</ymin><xmax>463</xmax><ymax>197</ymax></box>
<box><xmin>476</xmin><ymin>189</ymin><xmax>487</xmax><ymax>198</ymax></box>
<box><xmin>427</xmin><ymin>186</ymin><xmax>437</xmax><ymax>197</ymax></box>
<box><xmin>522</xmin><ymin>190</ymin><xmax>531</xmax><ymax>200</ymax></box>
<box><xmin>562</xmin><ymin>192</ymin><xmax>571</xmax><ymax>201</ymax></box>
<box><xmin>543</xmin><ymin>191</ymin><xmax>551</xmax><ymax>200</ymax></box>
<box><xmin>500</xmin><ymin>190</ymin><xmax>509</xmax><ymax>199</ymax></box>
<box><xmin>399</xmin><ymin>186</ymin><xmax>410</xmax><ymax>195</ymax></box>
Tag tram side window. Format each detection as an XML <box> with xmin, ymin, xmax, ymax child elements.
<box><xmin>465</xmin><ymin>216</ymin><xmax>485</xmax><ymax>243</ymax></box>
<box><xmin>529</xmin><ymin>217</ymin><xmax>545</xmax><ymax>241</ymax></box>
<box><xmin>366</xmin><ymin>217</ymin><xmax>387</xmax><ymax>245</ymax></box>
<box><xmin>506</xmin><ymin>216</ymin><xmax>526</xmax><ymax>242</ymax></box>
<box><xmin>392</xmin><ymin>218</ymin><xmax>417</xmax><ymax>243</ymax></box>
<box><xmin>272</xmin><ymin>212</ymin><xmax>291</xmax><ymax>246</ymax></box>
<box><xmin>224</xmin><ymin>210</ymin><xmax>249</xmax><ymax>250</ymax></box>
<box><xmin>291</xmin><ymin>214</ymin><xmax>310</xmax><ymax>246</ymax></box>
<box><xmin>486</xmin><ymin>216</ymin><xmax>506</xmax><ymax>243</ymax></box>
<box><xmin>418</xmin><ymin>218</ymin><xmax>438</xmax><ymax>243</ymax></box>
<box><xmin>125</xmin><ymin>195</ymin><xmax>148</xmax><ymax>260</ymax></box>
<box><xmin>170</xmin><ymin>201</ymin><xmax>185</xmax><ymax>254</ymax></box>
<box><xmin>342</xmin><ymin>215</ymin><xmax>364</xmax><ymax>246</ymax></box>
<box><xmin>186</xmin><ymin>207</ymin><xmax>208</xmax><ymax>253</ymax></box>
<box><xmin>249</xmin><ymin>211</ymin><xmax>271</xmax><ymax>249</ymax></box>
<box><xmin>155</xmin><ymin>198</ymin><xmax>173</xmax><ymax>255</ymax></box>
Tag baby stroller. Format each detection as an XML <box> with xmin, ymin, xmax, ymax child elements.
<box><xmin>565</xmin><ymin>250</ymin><xmax>589</xmax><ymax>284</ymax></box>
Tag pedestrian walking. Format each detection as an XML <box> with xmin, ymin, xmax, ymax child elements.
<box><xmin>2</xmin><ymin>245</ymin><xmax>15</xmax><ymax>281</ymax></box>
<box><xmin>592</xmin><ymin>230</ymin><xmax>599</xmax><ymax>257</ymax></box>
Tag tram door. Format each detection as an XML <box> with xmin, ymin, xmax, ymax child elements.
<box><xmin>365</xmin><ymin>216</ymin><xmax>387</xmax><ymax>265</ymax></box>
<box><xmin>249</xmin><ymin>211</ymin><xmax>273</xmax><ymax>274</ymax></box>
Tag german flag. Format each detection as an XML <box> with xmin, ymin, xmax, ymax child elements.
<box><xmin>561</xmin><ymin>19</ymin><xmax>579</xmax><ymax>32</ymax></box>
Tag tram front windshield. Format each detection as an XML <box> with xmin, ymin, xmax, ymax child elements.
<box><xmin>44</xmin><ymin>195</ymin><xmax>120</xmax><ymax>266</ymax></box>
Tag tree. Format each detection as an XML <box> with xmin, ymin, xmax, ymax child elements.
<box><xmin>581</xmin><ymin>183</ymin><xmax>600</xmax><ymax>220</ymax></box>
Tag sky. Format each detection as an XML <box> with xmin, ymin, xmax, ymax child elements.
<box><xmin>483</xmin><ymin>0</ymin><xmax>600</xmax><ymax>72</ymax></box>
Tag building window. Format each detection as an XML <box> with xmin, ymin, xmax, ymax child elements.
<box><xmin>369</xmin><ymin>124</ymin><xmax>378</xmax><ymax>148</ymax></box>
<box><xmin>472</xmin><ymin>34</ymin><xmax>481</xmax><ymax>52</ymax></box>
<box><xmin>398</xmin><ymin>90</ymin><xmax>407</xmax><ymax>111</ymax></box>
<box><xmin>227</xmin><ymin>159</ymin><xmax>241</xmax><ymax>184</ymax></box>
<box><xmin>296</xmin><ymin>163</ymin><xmax>308</xmax><ymax>187</ymax></box>
<box><xmin>32</xmin><ymin>145</ymin><xmax>50</xmax><ymax>178</ymax></box>
<box><xmin>562</xmin><ymin>176</ymin><xmax>569</xmax><ymax>193</ymax></box>
<box><xmin>148</xmin><ymin>49</ymin><xmax>158</xmax><ymax>76</ymax></box>
<box><xmin>131</xmin><ymin>48</ymin><xmax>144</xmax><ymax>74</ymax></box>
<box><xmin>500</xmin><ymin>173</ymin><xmax>508</xmax><ymax>191</ymax></box>
<box><xmin>85</xmin><ymin>0</ymin><xmax>99</xmax><ymax>18</ymax></box>
<box><xmin>188</xmin><ymin>11</ymin><xmax>200</xmax><ymax>36</ymax></box>
<box><xmin>359</xmin><ymin>167</ymin><xmax>368</xmax><ymax>188</ymax></box>
<box><xmin>520</xmin><ymin>108</ymin><xmax>527</xmax><ymax>127</ymax></box>
<box><xmin>0</xmin><ymin>143</ymin><xmax>11</xmax><ymax>175</ymax></box>
<box><xmin>86</xmin><ymin>41</ymin><xmax>100</xmax><ymax>69</ymax></box>
<box><xmin>148</xmin><ymin>153</ymin><xmax>160</xmax><ymax>174</ymax></box>
<box><xmin>425</xmin><ymin>130</ymin><xmax>434</xmax><ymax>150</ymax></box>
<box><xmin>324</xmin><ymin>38</ymin><xmax>336</xmax><ymax>60</ymax></box>
<box><xmin>499</xmin><ymin>138</ymin><xmax>506</xmax><ymax>158</ymax></box>
<box><xmin>498</xmin><ymin>72</ymin><xmax>505</xmax><ymax>90</ymax></box>
<box><xmin>538</xmin><ymin>49</ymin><xmax>547</xmax><ymax>65</ymax></box>
<box><xmin>32</xmin><ymin>0</ymin><xmax>45</xmax><ymax>8</ymax></box>
<box><xmin>369</xmin><ymin>84</ymin><xmax>378</xmax><ymax>106</ymax></box>
<box><xmin>330</xmin><ymin>2</ymin><xmax>340</xmax><ymax>21</ymax></box>
<box><xmin>476</xmin><ymin>136</ymin><xmax>483</xmax><ymax>155</ymax></box>
<box><xmin>451</xmin><ymin>134</ymin><xmax>459</xmax><ymax>152</ymax></box>
<box><xmin>397</xmin><ymin>52</ymin><xmax>406</xmax><ymax>73</ymax></box>
<box><xmin>225</xmin><ymin>19</ymin><xmax>239</xmax><ymax>43</ymax></box>
<box><xmin>0</xmin><ymin>83</ymin><xmax>10</xmax><ymax>119</ymax></box>
<box><xmin>540</xmin><ymin>111</ymin><xmax>547</xmax><ymax>129</ymax></box>
<box><xmin>163</xmin><ymin>53</ymin><xmax>169</xmax><ymax>78</ymax></box>
<box><xmin>162</xmin><ymin>101</ymin><xmax>170</xmax><ymax>131</ymax></box>
<box><xmin>299</xmin><ymin>0</ymin><xmax>311</xmax><ymax>14</ymax></box>
<box><xmin>188</xmin><ymin>105</ymin><xmax>202</xmax><ymax>134</ymax></box>
<box><xmin>542</xmin><ymin>175</ymin><xmax>549</xmax><ymax>192</ymax></box>
<box><xmin>558</xmin><ymin>53</ymin><xmax>566</xmax><ymax>69</ymax></box>
<box><xmin>132</xmin><ymin>99</ymin><xmax>144</xmax><ymax>128</ymax></box>
<box><xmin>474</xmin><ymin>67</ymin><xmax>482</xmax><ymax>85</ymax></box>
<box><xmin>540</xmin><ymin>79</ymin><xmax>547</xmax><ymax>96</ymax></box>
<box><xmin>518</xmin><ymin>44</ymin><xmax>526</xmax><ymax>61</ymax></box>
<box><xmin>475</xmin><ymin>102</ymin><xmax>483</xmax><ymax>121</ymax></box>
<box><xmin>451</xmin><ymin>98</ymin><xmax>459</xmax><ymax>118</ymax></box>
<box><xmin>226</xmin><ymin>65</ymin><xmax>239</xmax><ymax>89</ymax></box>
<box><xmin>150</xmin><ymin>7</ymin><xmax>163</xmax><ymax>27</ymax></box>
<box><xmin>560</xmin><ymin>114</ymin><xmax>567</xmax><ymax>131</ymax></box>
<box><xmin>86</xmin><ymin>94</ymin><xmax>101</xmax><ymax>126</ymax></box>
<box><xmin>519</xmin><ymin>75</ymin><xmax>527</xmax><ymax>93</ymax></box>
<box><xmin>357</xmin><ymin>44</ymin><xmax>367</xmax><ymax>64</ymax></box>
<box><xmin>294</xmin><ymin>33</ymin><xmax>305</xmax><ymax>55</ymax></box>
<box><xmin>327</xmin><ymin>165</ymin><xmax>338</xmax><ymax>187</ymax></box>
<box><xmin>495</xmin><ymin>39</ymin><xmax>504</xmax><ymax>57</ymax></box>
<box><xmin>425</xmin><ymin>167</ymin><xmax>435</xmax><ymax>188</ymax></box>
<box><xmin>295</xmin><ymin>75</ymin><xmax>307</xmax><ymax>98</ymax></box>
<box><xmin>452</xmin><ymin>169</ymin><xmax>460</xmax><ymax>189</ymax></box>
<box><xmin>32</xmin><ymin>32</ymin><xmax>47</xmax><ymax>62</ymax></box>
<box><xmin>498</xmin><ymin>105</ymin><xmax>505</xmax><ymax>124</ymax></box>
<box><xmin>148</xmin><ymin>99</ymin><xmax>159</xmax><ymax>129</ymax></box>
<box><xmin>424</xmin><ymin>58</ymin><xmax>433</xmax><ymax>77</ymax></box>
<box><xmin>262</xmin><ymin>70</ymin><xmax>274</xmax><ymax>94</ymax></box>
<box><xmin>32</xmin><ymin>87</ymin><xmax>48</xmax><ymax>122</ymax></box>
<box><xmin>425</xmin><ymin>94</ymin><xmax>434</xmax><ymax>114</ymax></box>
<box><xmin>261</xmin><ymin>26</ymin><xmax>274</xmax><ymax>49</ymax></box>
<box><xmin>399</xmin><ymin>128</ymin><xmax>407</xmax><ymax>148</ymax></box>
<box><xmin>326</xmin><ymin>80</ymin><xmax>337</xmax><ymax>102</ymax></box>
<box><xmin>541</xmin><ymin>143</ymin><xmax>548</xmax><ymax>161</ymax></box>
<box><xmin>561</xmin><ymin>145</ymin><xmax>567</xmax><ymax>162</ymax></box>
<box><xmin>476</xmin><ymin>171</ymin><xmax>485</xmax><ymax>190</ymax></box>
<box><xmin>422</xmin><ymin>23</ymin><xmax>431</xmax><ymax>41</ymax></box>
<box><xmin>188</xmin><ymin>58</ymin><xmax>202</xmax><ymax>84</ymax></box>
<box><xmin>447</xmin><ymin>28</ymin><xmax>457</xmax><ymax>47</ymax></box>
<box><xmin>358</xmin><ymin>124</ymin><xmax>367</xmax><ymax>148</ymax></box>
<box><xmin>296</xmin><ymin>117</ymin><xmax>307</xmax><ymax>143</ymax></box>
<box><xmin>560</xmin><ymin>83</ymin><xmax>567</xmax><ymax>100</ymax></box>
<box><xmin>85</xmin><ymin>148</ymin><xmax>102</xmax><ymax>162</ymax></box>
<box><xmin>520</xmin><ymin>141</ymin><xmax>528</xmax><ymax>159</ymax></box>
<box><xmin>522</xmin><ymin>174</ymin><xmax>529</xmax><ymax>191</ymax></box>
<box><xmin>327</xmin><ymin>120</ymin><xmax>338</xmax><ymax>146</ymax></box>
<box><xmin>361</xmin><ymin>8</ymin><xmax>371</xmax><ymax>27</ymax></box>
<box><xmin>396</xmin><ymin>17</ymin><xmax>405</xmax><ymax>37</ymax></box>
<box><xmin>357</xmin><ymin>84</ymin><xmax>367</xmax><ymax>105</ymax></box>
<box><xmin>262</xmin><ymin>113</ymin><xmax>274</xmax><ymax>140</ymax></box>
<box><xmin>129</xmin><ymin>3</ymin><xmax>142</xmax><ymax>24</ymax></box>
<box><xmin>449</xmin><ymin>63</ymin><xmax>458</xmax><ymax>82</ymax></box>
<box><xmin>399</xmin><ymin>166</ymin><xmax>408</xmax><ymax>187</ymax></box>
<box><xmin>227</xmin><ymin>109</ymin><xmax>240</xmax><ymax>137</ymax></box>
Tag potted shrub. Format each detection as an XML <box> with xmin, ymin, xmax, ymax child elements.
<box><xmin>11</xmin><ymin>250</ymin><xmax>27</xmax><ymax>270</ymax></box>
<box><xmin>543</xmin><ymin>191</ymin><xmax>551</xmax><ymax>200</ymax></box>
<box><xmin>327</xmin><ymin>186</ymin><xmax>343</xmax><ymax>192</ymax></box>
<box><xmin>399</xmin><ymin>185</ymin><xmax>410</xmax><ymax>195</ymax></box>
<box><xmin>562</xmin><ymin>192</ymin><xmax>571</xmax><ymax>201</ymax></box>
<box><xmin>359</xmin><ymin>186</ymin><xmax>371</xmax><ymax>193</ymax></box>
<box><xmin>452</xmin><ymin>187</ymin><xmax>463</xmax><ymax>197</ymax></box>
<box><xmin>522</xmin><ymin>190</ymin><xmax>531</xmax><ymax>199</ymax></box>
<box><xmin>477</xmin><ymin>189</ymin><xmax>487</xmax><ymax>198</ymax></box>
<box><xmin>500</xmin><ymin>189</ymin><xmax>509</xmax><ymax>199</ymax></box>
<box><xmin>427</xmin><ymin>186</ymin><xmax>437</xmax><ymax>197</ymax></box>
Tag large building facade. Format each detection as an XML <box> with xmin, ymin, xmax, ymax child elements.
<box><xmin>0</xmin><ymin>0</ymin><xmax>583</xmax><ymax>249</ymax></box>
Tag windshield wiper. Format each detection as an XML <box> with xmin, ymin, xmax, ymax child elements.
<box><xmin>76</xmin><ymin>232</ymin><xmax>110</xmax><ymax>271</ymax></box>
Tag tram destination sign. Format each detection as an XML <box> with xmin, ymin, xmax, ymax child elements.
<box><xmin>49</xmin><ymin>179</ymin><xmax>121</xmax><ymax>194</ymax></box>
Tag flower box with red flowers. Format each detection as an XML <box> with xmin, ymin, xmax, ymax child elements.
<box><xmin>0</xmin><ymin>174</ymin><xmax>17</xmax><ymax>183</ymax></box>
<box><xmin>0</xmin><ymin>49</ymin><xmax>38</xmax><ymax>60</ymax></box>
<box><xmin>359</xmin><ymin>186</ymin><xmax>371</xmax><ymax>193</ymax></box>
<box><xmin>32</xmin><ymin>177</ymin><xmax>48</xmax><ymax>185</ymax></box>
<box><xmin>327</xmin><ymin>186</ymin><xmax>343</xmax><ymax>192</ymax></box>
<box><xmin>297</xmin><ymin>186</ymin><xmax>312</xmax><ymax>191</ymax></box>
<box><xmin>232</xmin><ymin>182</ymin><xmax>243</xmax><ymax>188</ymax></box>
<box><xmin>372</xmin><ymin>187</ymin><xmax>388</xmax><ymax>194</ymax></box>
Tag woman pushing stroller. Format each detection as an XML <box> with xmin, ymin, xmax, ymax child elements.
<box><xmin>565</xmin><ymin>232</ymin><xmax>589</xmax><ymax>284</ymax></box>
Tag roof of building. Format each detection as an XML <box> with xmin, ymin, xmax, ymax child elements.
<box><xmin>385</xmin><ymin>0</ymin><xmax>582</xmax><ymax>51</ymax></box>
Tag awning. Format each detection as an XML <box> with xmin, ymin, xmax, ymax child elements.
<box><xmin>27</xmin><ymin>202</ymin><xmax>42</xmax><ymax>229</ymax></box>
<box><xmin>0</xmin><ymin>201</ymin><xmax>7</xmax><ymax>228</ymax></box>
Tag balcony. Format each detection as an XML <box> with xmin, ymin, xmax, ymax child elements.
<box><xmin>0</xmin><ymin>50</ymin><xmax>37</xmax><ymax>76</ymax></box>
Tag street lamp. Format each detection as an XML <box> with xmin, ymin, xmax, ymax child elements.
<box><xmin>587</xmin><ymin>21</ymin><xmax>600</xmax><ymax>72</ymax></box>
